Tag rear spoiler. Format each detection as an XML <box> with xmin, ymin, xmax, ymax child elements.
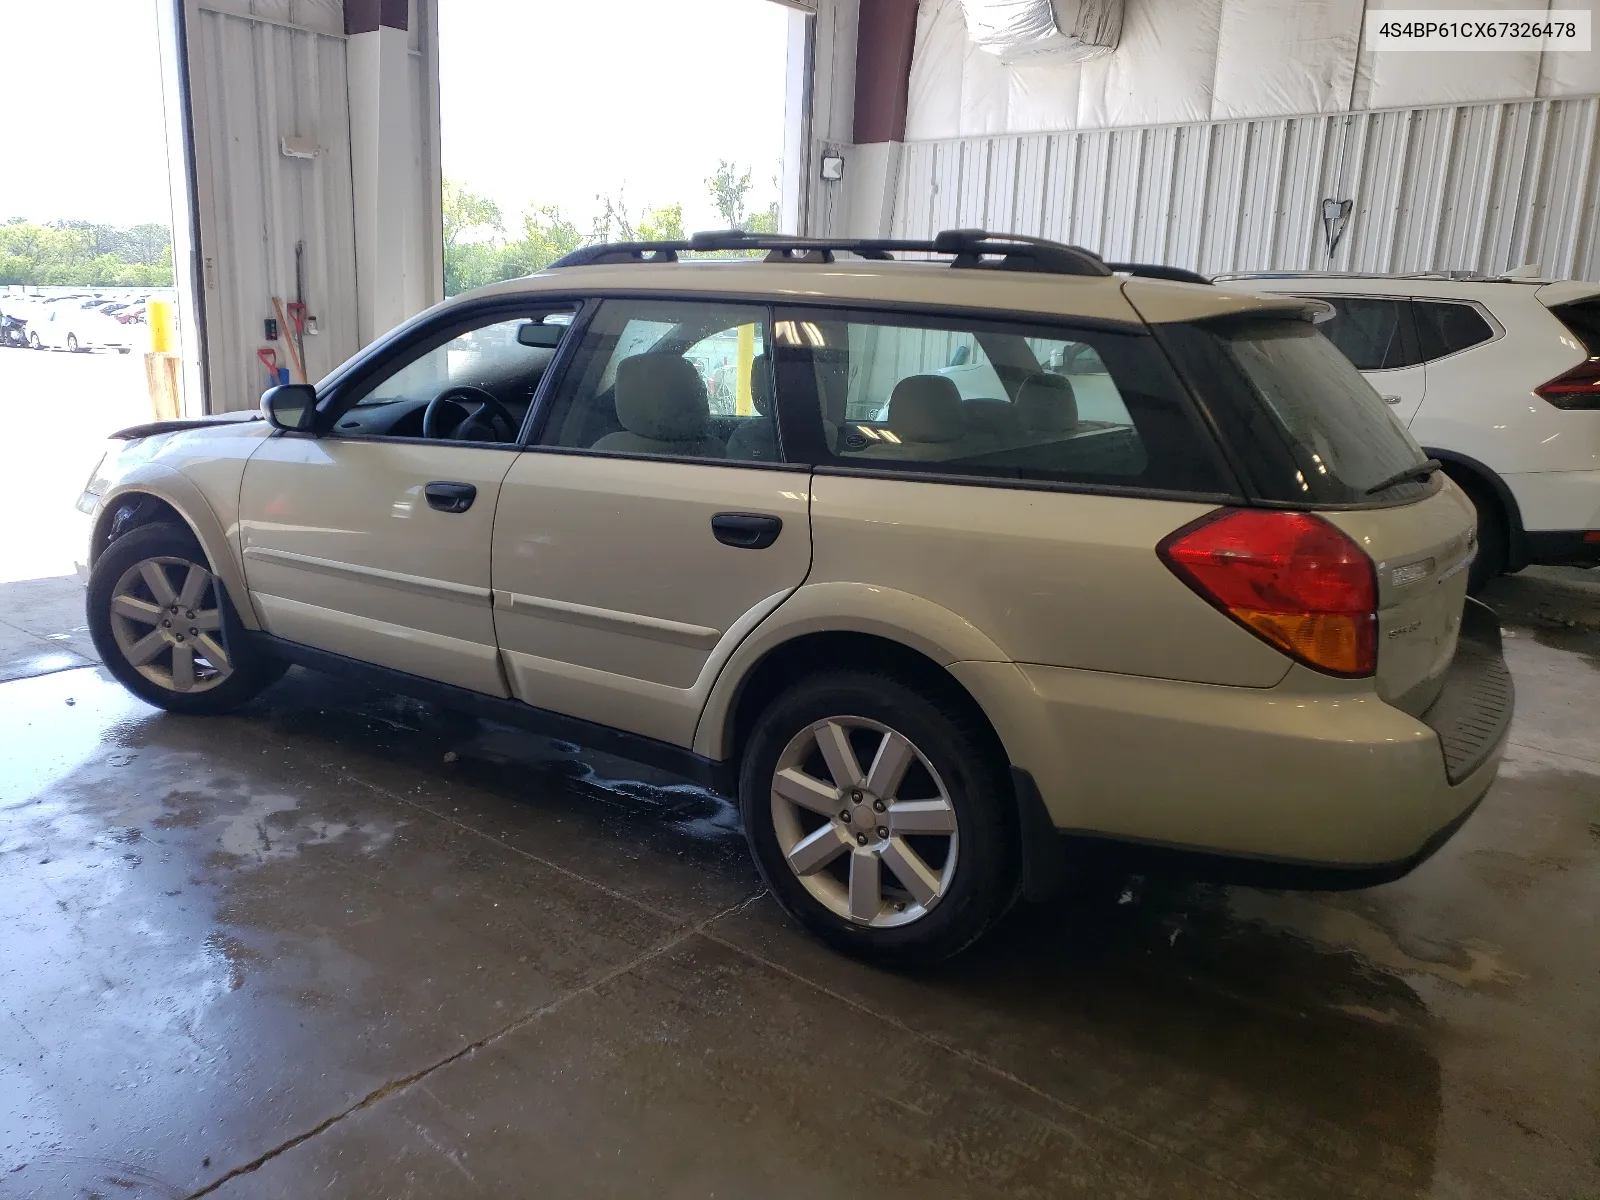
<box><xmin>1535</xmin><ymin>281</ymin><xmax>1600</xmax><ymax>308</ymax></box>
<box><xmin>1107</xmin><ymin>262</ymin><xmax>1212</xmax><ymax>286</ymax></box>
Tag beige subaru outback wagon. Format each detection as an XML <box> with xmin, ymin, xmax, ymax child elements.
<box><xmin>76</xmin><ymin>231</ymin><xmax>1513</xmax><ymax>964</ymax></box>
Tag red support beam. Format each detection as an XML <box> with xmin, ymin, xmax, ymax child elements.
<box><xmin>853</xmin><ymin>0</ymin><xmax>919</xmax><ymax>143</ymax></box>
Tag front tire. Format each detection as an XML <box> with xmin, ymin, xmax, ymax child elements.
<box><xmin>66</xmin><ymin>334</ymin><xmax>79</xmax><ymax>352</ymax></box>
<box><xmin>87</xmin><ymin>523</ymin><xmax>283</xmax><ymax>715</ymax></box>
<box><xmin>28</xmin><ymin>331</ymin><xmax>41</xmax><ymax>349</ymax></box>
<box><xmin>738</xmin><ymin>670</ymin><xmax>1018</xmax><ymax>967</ymax></box>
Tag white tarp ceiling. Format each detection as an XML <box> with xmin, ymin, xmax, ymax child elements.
<box><xmin>961</xmin><ymin>0</ymin><xmax>1124</xmax><ymax>63</ymax></box>
<box><xmin>907</xmin><ymin>0</ymin><xmax>1600</xmax><ymax>140</ymax></box>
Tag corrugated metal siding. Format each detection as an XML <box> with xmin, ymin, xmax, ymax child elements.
<box><xmin>188</xmin><ymin>4</ymin><xmax>359</xmax><ymax>412</ymax></box>
<box><xmin>890</xmin><ymin>97</ymin><xmax>1600</xmax><ymax>280</ymax></box>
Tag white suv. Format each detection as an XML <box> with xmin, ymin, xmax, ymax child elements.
<box><xmin>76</xmin><ymin>232</ymin><xmax>1512</xmax><ymax>964</ymax></box>
<box><xmin>1223</xmin><ymin>272</ymin><xmax>1600</xmax><ymax>591</ymax></box>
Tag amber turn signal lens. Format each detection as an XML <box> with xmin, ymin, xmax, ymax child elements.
<box><xmin>1158</xmin><ymin>509</ymin><xmax>1379</xmax><ymax>677</ymax></box>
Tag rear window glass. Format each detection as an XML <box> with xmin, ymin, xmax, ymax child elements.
<box><xmin>772</xmin><ymin>308</ymin><xmax>1232</xmax><ymax>494</ymax></box>
<box><xmin>1550</xmin><ymin>299</ymin><xmax>1600</xmax><ymax>355</ymax></box>
<box><xmin>1161</xmin><ymin>317</ymin><xmax>1431</xmax><ymax>504</ymax></box>
<box><xmin>1315</xmin><ymin>297</ymin><xmax>1413</xmax><ymax>370</ymax></box>
<box><xmin>1414</xmin><ymin>301</ymin><xmax>1494</xmax><ymax>361</ymax></box>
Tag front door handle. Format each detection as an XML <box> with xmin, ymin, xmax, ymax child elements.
<box><xmin>1383</xmin><ymin>395</ymin><xmax>1403</xmax><ymax>405</ymax></box>
<box><xmin>711</xmin><ymin>512</ymin><xmax>782</xmax><ymax>550</ymax></box>
<box><xmin>425</xmin><ymin>481</ymin><xmax>477</xmax><ymax>513</ymax></box>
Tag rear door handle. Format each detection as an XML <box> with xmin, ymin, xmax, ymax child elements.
<box><xmin>1382</xmin><ymin>395</ymin><xmax>1403</xmax><ymax>405</ymax></box>
<box><xmin>425</xmin><ymin>481</ymin><xmax>477</xmax><ymax>513</ymax></box>
<box><xmin>711</xmin><ymin>512</ymin><xmax>782</xmax><ymax>549</ymax></box>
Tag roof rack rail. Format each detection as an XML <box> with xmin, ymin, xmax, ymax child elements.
<box><xmin>1106</xmin><ymin>262</ymin><xmax>1212</xmax><ymax>285</ymax></box>
<box><xmin>1213</xmin><ymin>269</ymin><xmax>1499</xmax><ymax>283</ymax></box>
<box><xmin>548</xmin><ymin>229</ymin><xmax>1112</xmax><ymax>278</ymax></box>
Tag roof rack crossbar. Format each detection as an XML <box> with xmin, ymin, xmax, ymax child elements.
<box><xmin>548</xmin><ymin>229</ymin><xmax>1113</xmax><ymax>277</ymax></box>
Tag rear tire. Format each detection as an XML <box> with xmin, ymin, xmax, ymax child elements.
<box><xmin>738</xmin><ymin>670</ymin><xmax>1018</xmax><ymax>967</ymax></box>
<box><xmin>66</xmin><ymin>334</ymin><xmax>79</xmax><ymax>352</ymax></box>
<box><xmin>1450</xmin><ymin>471</ymin><xmax>1509</xmax><ymax>594</ymax></box>
<box><xmin>87</xmin><ymin>523</ymin><xmax>284</xmax><ymax>715</ymax></box>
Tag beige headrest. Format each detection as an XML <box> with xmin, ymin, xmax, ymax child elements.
<box><xmin>1016</xmin><ymin>372</ymin><xmax>1079</xmax><ymax>433</ymax></box>
<box><xmin>614</xmin><ymin>354</ymin><xmax>709</xmax><ymax>441</ymax></box>
<box><xmin>887</xmin><ymin>374</ymin><xmax>964</xmax><ymax>443</ymax></box>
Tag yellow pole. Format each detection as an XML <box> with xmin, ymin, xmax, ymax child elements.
<box><xmin>735</xmin><ymin>322</ymin><xmax>755</xmax><ymax>416</ymax></box>
<box><xmin>144</xmin><ymin>300</ymin><xmax>182</xmax><ymax>420</ymax></box>
<box><xmin>147</xmin><ymin>300</ymin><xmax>177</xmax><ymax>354</ymax></box>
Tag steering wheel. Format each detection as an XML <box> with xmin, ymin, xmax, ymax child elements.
<box><xmin>422</xmin><ymin>385</ymin><xmax>519</xmax><ymax>442</ymax></box>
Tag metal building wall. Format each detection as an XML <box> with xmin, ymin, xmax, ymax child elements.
<box><xmin>187</xmin><ymin>3</ymin><xmax>360</xmax><ymax>412</ymax></box>
<box><xmin>889</xmin><ymin>96</ymin><xmax>1600</xmax><ymax>280</ymax></box>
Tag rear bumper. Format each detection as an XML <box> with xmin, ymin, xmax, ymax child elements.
<box><xmin>956</xmin><ymin>602</ymin><xmax>1514</xmax><ymax>883</ymax></box>
<box><xmin>1522</xmin><ymin>529</ymin><xmax>1600</xmax><ymax>567</ymax></box>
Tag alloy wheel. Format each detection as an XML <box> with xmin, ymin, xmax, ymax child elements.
<box><xmin>769</xmin><ymin>716</ymin><xmax>959</xmax><ymax>928</ymax></box>
<box><xmin>107</xmin><ymin>555</ymin><xmax>233</xmax><ymax>694</ymax></box>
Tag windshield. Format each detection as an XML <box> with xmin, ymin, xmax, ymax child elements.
<box><xmin>1161</xmin><ymin>317</ymin><xmax>1430</xmax><ymax>503</ymax></box>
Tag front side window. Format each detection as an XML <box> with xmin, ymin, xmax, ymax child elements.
<box><xmin>772</xmin><ymin>308</ymin><xmax>1229</xmax><ymax>494</ymax></box>
<box><xmin>1314</xmin><ymin>297</ymin><xmax>1413</xmax><ymax>371</ymax></box>
<box><xmin>538</xmin><ymin>299</ymin><xmax>777</xmax><ymax>462</ymax></box>
<box><xmin>338</xmin><ymin>310</ymin><xmax>574</xmax><ymax>441</ymax></box>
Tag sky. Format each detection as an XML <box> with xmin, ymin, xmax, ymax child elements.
<box><xmin>0</xmin><ymin>0</ymin><xmax>794</xmax><ymax>236</ymax></box>
<box><xmin>0</xmin><ymin>1</ymin><xmax>172</xmax><ymax>227</ymax></box>
<box><xmin>437</xmin><ymin>0</ymin><xmax>793</xmax><ymax>234</ymax></box>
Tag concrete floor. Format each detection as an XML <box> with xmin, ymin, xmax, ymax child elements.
<box><xmin>1</xmin><ymin>352</ymin><xmax>1597</xmax><ymax>1198</ymax></box>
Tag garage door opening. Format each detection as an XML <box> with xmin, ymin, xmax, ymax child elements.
<box><xmin>0</xmin><ymin>0</ymin><xmax>188</xmax><ymax>590</ymax></box>
<box><xmin>436</xmin><ymin>0</ymin><xmax>805</xmax><ymax>296</ymax></box>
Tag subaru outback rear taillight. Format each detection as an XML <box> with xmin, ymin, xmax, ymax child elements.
<box><xmin>1535</xmin><ymin>358</ymin><xmax>1600</xmax><ymax>409</ymax></box>
<box><xmin>1158</xmin><ymin>509</ymin><xmax>1377</xmax><ymax>677</ymax></box>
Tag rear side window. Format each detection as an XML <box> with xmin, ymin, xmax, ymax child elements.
<box><xmin>1549</xmin><ymin>299</ymin><xmax>1600</xmax><ymax>354</ymax></box>
<box><xmin>1314</xmin><ymin>297</ymin><xmax>1413</xmax><ymax>370</ymax></box>
<box><xmin>1159</xmin><ymin>317</ymin><xmax>1431</xmax><ymax>504</ymax></box>
<box><xmin>771</xmin><ymin>307</ymin><xmax>1232</xmax><ymax>494</ymax></box>
<box><xmin>1414</xmin><ymin>300</ymin><xmax>1494</xmax><ymax>361</ymax></box>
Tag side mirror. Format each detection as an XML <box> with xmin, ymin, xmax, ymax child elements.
<box><xmin>516</xmin><ymin>322</ymin><xmax>566</xmax><ymax>348</ymax></box>
<box><xmin>261</xmin><ymin>383</ymin><xmax>317</xmax><ymax>431</ymax></box>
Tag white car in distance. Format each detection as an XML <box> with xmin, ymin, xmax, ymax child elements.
<box><xmin>36</xmin><ymin>297</ymin><xmax>136</xmax><ymax>353</ymax></box>
<box><xmin>1224</xmin><ymin>271</ymin><xmax>1600</xmax><ymax>591</ymax></box>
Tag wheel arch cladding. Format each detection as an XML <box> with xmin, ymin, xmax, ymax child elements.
<box><xmin>724</xmin><ymin>631</ymin><xmax>1011</xmax><ymax>786</ymax></box>
<box><xmin>1427</xmin><ymin>448</ymin><xmax>1526</xmax><ymax>568</ymax></box>
<box><xmin>93</xmin><ymin>470</ymin><xmax>260</xmax><ymax>630</ymax></box>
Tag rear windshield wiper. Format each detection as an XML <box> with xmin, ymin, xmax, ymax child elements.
<box><xmin>1365</xmin><ymin>458</ymin><xmax>1442</xmax><ymax>496</ymax></box>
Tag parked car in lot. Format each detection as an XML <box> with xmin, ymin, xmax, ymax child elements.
<box><xmin>36</xmin><ymin>297</ymin><xmax>135</xmax><ymax>353</ymax></box>
<box><xmin>0</xmin><ymin>300</ymin><xmax>30</xmax><ymax>348</ymax></box>
<box><xmin>74</xmin><ymin>230</ymin><xmax>1513</xmax><ymax>964</ymax></box>
<box><xmin>1220</xmin><ymin>271</ymin><xmax>1600</xmax><ymax>590</ymax></box>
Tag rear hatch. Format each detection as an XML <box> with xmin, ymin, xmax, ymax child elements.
<box><xmin>1135</xmin><ymin>283</ymin><xmax>1478</xmax><ymax>713</ymax></box>
<box><xmin>1321</xmin><ymin>487</ymin><xmax>1477</xmax><ymax>714</ymax></box>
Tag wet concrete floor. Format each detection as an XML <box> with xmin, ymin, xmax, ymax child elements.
<box><xmin>1</xmin><ymin>574</ymin><xmax>1597</xmax><ymax>1199</ymax></box>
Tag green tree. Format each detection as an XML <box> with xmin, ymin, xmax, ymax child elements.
<box><xmin>0</xmin><ymin>218</ymin><xmax>174</xmax><ymax>286</ymax></box>
<box><xmin>638</xmin><ymin>202</ymin><xmax>685</xmax><ymax>243</ymax></box>
<box><xmin>442</xmin><ymin>179</ymin><xmax>506</xmax><ymax>295</ymax></box>
<box><xmin>589</xmin><ymin>192</ymin><xmax>638</xmax><ymax>244</ymax></box>
<box><xmin>746</xmin><ymin>200</ymin><xmax>779</xmax><ymax>235</ymax></box>
<box><xmin>707</xmin><ymin>160</ymin><xmax>753</xmax><ymax>229</ymax></box>
<box><xmin>442</xmin><ymin>179</ymin><xmax>503</xmax><ymax>249</ymax></box>
<box><xmin>502</xmin><ymin>205</ymin><xmax>586</xmax><ymax>274</ymax></box>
